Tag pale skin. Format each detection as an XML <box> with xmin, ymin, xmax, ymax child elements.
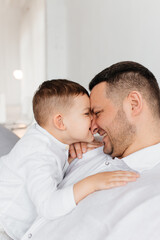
<box><xmin>44</xmin><ymin>93</ymin><xmax>140</xmax><ymax>205</ymax></box>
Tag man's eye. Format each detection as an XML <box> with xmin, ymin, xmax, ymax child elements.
<box><xmin>95</xmin><ymin>111</ymin><xmax>100</xmax><ymax>116</ymax></box>
<box><xmin>84</xmin><ymin>112</ymin><xmax>90</xmax><ymax>116</ymax></box>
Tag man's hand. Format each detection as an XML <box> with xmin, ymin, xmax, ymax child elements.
<box><xmin>69</xmin><ymin>141</ymin><xmax>104</xmax><ymax>161</ymax></box>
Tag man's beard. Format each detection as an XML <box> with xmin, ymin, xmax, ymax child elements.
<box><xmin>104</xmin><ymin>108</ymin><xmax>136</xmax><ymax>158</ymax></box>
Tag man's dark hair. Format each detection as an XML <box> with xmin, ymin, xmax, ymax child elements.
<box><xmin>33</xmin><ymin>79</ymin><xmax>89</xmax><ymax>126</ymax></box>
<box><xmin>89</xmin><ymin>61</ymin><xmax>160</xmax><ymax>117</ymax></box>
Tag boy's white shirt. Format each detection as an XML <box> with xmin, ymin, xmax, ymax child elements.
<box><xmin>0</xmin><ymin>123</ymin><xmax>76</xmax><ymax>240</ymax></box>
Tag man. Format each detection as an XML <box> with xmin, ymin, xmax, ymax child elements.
<box><xmin>89</xmin><ymin>61</ymin><xmax>160</xmax><ymax>157</ymax></box>
<box><xmin>70</xmin><ymin>61</ymin><xmax>160</xmax><ymax>159</ymax></box>
<box><xmin>22</xmin><ymin>61</ymin><xmax>160</xmax><ymax>240</ymax></box>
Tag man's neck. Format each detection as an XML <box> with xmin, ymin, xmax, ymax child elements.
<box><xmin>122</xmin><ymin>120</ymin><xmax>160</xmax><ymax>158</ymax></box>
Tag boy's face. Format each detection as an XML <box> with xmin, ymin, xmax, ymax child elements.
<box><xmin>64</xmin><ymin>94</ymin><xmax>94</xmax><ymax>144</ymax></box>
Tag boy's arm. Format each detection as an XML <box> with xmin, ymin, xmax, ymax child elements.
<box><xmin>73</xmin><ymin>171</ymin><xmax>139</xmax><ymax>204</ymax></box>
<box><xmin>26</xmin><ymin>154</ymin><xmax>76</xmax><ymax>219</ymax></box>
<box><xmin>26</xmin><ymin>155</ymin><xmax>139</xmax><ymax>219</ymax></box>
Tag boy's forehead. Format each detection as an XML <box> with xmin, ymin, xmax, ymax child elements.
<box><xmin>73</xmin><ymin>93</ymin><xmax>89</xmax><ymax>100</ymax></box>
<box><xmin>72</xmin><ymin>94</ymin><xmax>90</xmax><ymax>107</ymax></box>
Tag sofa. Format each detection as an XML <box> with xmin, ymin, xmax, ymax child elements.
<box><xmin>0</xmin><ymin>125</ymin><xmax>19</xmax><ymax>157</ymax></box>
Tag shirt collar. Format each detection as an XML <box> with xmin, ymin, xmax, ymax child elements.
<box><xmin>35</xmin><ymin>123</ymin><xmax>69</xmax><ymax>151</ymax></box>
<box><xmin>115</xmin><ymin>143</ymin><xmax>160</xmax><ymax>173</ymax></box>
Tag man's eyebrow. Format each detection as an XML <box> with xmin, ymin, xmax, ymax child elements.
<box><xmin>91</xmin><ymin>108</ymin><xmax>98</xmax><ymax>114</ymax></box>
<box><xmin>91</xmin><ymin>108</ymin><xmax>103</xmax><ymax>114</ymax></box>
<box><xmin>91</xmin><ymin>107</ymin><xmax>99</xmax><ymax>112</ymax></box>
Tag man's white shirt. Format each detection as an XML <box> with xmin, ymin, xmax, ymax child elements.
<box><xmin>22</xmin><ymin>142</ymin><xmax>160</xmax><ymax>240</ymax></box>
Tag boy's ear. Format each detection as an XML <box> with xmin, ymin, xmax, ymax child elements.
<box><xmin>126</xmin><ymin>91</ymin><xmax>143</xmax><ymax>116</ymax></box>
<box><xmin>54</xmin><ymin>114</ymin><xmax>66</xmax><ymax>130</ymax></box>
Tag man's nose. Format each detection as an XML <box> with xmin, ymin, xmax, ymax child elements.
<box><xmin>91</xmin><ymin>116</ymin><xmax>98</xmax><ymax>134</ymax></box>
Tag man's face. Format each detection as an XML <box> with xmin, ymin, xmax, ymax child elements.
<box><xmin>90</xmin><ymin>82</ymin><xmax>136</xmax><ymax>158</ymax></box>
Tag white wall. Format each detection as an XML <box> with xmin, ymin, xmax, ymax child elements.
<box><xmin>46</xmin><ymin>0</ymin><xmax>68</xmax><ymax>80</ymax></box>
<box><xmin>46</xmin><ymin>0</ymin><xmax>160</xmax><ymax>90</ymax></box>
<box><xmin>20</xmin><ymin>0</ymin><xmax>46</xmax><ymax>119</ymax></box>
<box><xmin>0</xmin><ymin>0</ymin><xmax>46</xmax><ymax>123</ymax></box>
<box><xmin>1</xmin><ymin>0</ymin><xmax>160</xmax><ymax>123</ymax></box>
<box><xmin>0</xmin><ymin>1</ymin><xmax>22</xmax><ymax>106</ymax></box>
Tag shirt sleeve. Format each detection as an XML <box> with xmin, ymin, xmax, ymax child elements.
<box><xmin>25</xmin><ymin>153</ymin><xmax>76</xmax><ymax>220</ymax></box>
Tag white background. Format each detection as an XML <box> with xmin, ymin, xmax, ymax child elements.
<box><xmin>0</xmin><ymin>0</ymin><xmax>160</xmax><ymax>122</ymax></box>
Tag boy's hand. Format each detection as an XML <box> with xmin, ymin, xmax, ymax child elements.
<box><xmin>68</xmin><ymin>154</ymin><xmax>75</xmax><ymax>164</ymax></box>
<box><xmin>74</xmin><ymin>171</ymin><xmax>140</xmax><ymax>204</ymax></box>
<box><xmin>93</xmin><ymin>171</ymin><xmax>140</xmax><ymax>190</ymax></box>
<box><xmin>69</xmin><ymin>141</ymin><xmax>103</xmax><ymax>160</ymax></box>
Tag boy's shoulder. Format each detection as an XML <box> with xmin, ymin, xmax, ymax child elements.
<box><xmin>6</xmin><ymin>123</ymin><xmax>67</xmax><ymax>162</ymax></box>
<box><xmin>24</xmin><ymin>124</ymin><xmax>48</xmax><ymax>141</ymax></box>
<box><xmin>13</xmin><ymin>124</ymin><xmax>53</xmax><ymax>155</ymax></box>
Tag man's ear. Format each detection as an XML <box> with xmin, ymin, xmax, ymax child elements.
<box><xmin>126</xmin><ymin>91</ymin><xmax>143</xmax><ymax>116</ymax></box>
<box><xmin>54</xmin><ymin>114</ymin><xmax>66</xmax><ymax>130</ymax></box>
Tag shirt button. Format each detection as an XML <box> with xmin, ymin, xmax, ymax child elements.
<box><xmin>28</xmin><ymin>233</ymin><xmax>32</xmax><ymax>238</ymax></box>
<box><xmin>105</xmin><ymin>161</ymin><xmax>110</xmax><ymax>166</ymax></box>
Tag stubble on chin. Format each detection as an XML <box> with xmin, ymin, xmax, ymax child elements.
<box><xmin>103</xmin><ymin>141</ymin><xmax>113</xmax><ymax>156</ymax></box>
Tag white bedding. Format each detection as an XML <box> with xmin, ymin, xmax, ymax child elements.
<box><xmin>22</xmin><ymin>147</ymin><xmax>160</xmax><ymax>240</ymax></box>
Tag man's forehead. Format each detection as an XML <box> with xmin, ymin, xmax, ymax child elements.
<box><xmin>90</xmin><ymin>82</ymin><xmax>107</xmax><ymax>103</ymax></box>
<box><xmin>90</xmin><ymin>82</ymin><xmax>107</xmax><ymax>96</ymax></box>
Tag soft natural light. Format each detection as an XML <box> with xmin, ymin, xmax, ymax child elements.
<box><xmin>13</xmin><ymin>70</ymin><xmax>23</xmax><ymax>80</ymax></box>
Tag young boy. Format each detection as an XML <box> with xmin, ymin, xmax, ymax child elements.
<box><xmin>0</xmin><ymin>79</ymin><xmax>139</xmax><ymax>240</ymax></box>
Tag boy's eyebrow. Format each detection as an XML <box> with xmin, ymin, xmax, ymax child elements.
<box><xmin>83</xmin><ymin>107</ymin><xmax>91</xmax><ymax>110</ymax></box>
<box><xmin>83</xmin><ymin>107</ymin><xmax>92</xmax><ymax>114</ymax></box>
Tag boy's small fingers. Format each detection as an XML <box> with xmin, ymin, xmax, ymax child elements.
<box><xmin>126</xmin><ymin>172</ymin><xmax>140</xmax><ymax>178</ymax></box>
<box><xmin>112</xmin><ymin>176</ymin><xmax>138</xmax><ymax>182</ymax></box>
<box><xmin>69</xmin><ymin>144</ymin><xmax>76</xmax><ymax>158</ymax></box>
<box><xmin>81</xmin><ymin>142</ymin><xmax>87</xmax><ymax>153</ymax></box>
<box><xmin>115</xmin><ymin>171</ymin><xmax>140</xmax><ymax>177</ymax></box>
<box><xmin>124</xmin><ymin>171</ymin><xmax>140</xmax><ymax>176</ymax></box>
<box><xmin>113</xmin><ymin>181</ymin><xmax>127</xmax><ymax>186</ymax></box>
<box><xmin>73</xmin><ymin>142</ymin><xmax>83</xmax><ymax>158</ymax></box>
<box><xmin>106</xmin><ymin>181</ymin><xmax>127</xmax><ymax>189</ymax></box>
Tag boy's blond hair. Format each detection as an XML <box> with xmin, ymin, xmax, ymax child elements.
<box><xmin>33</xmin><ymin>79</ymin><xmax>89</xmax><ymax>126</ymax></box>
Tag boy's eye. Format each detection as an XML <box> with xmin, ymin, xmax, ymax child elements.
<box><xmin>84</xmin><ymin>112</ymin><xmax>90</xmax><ymax>116</ymax></box>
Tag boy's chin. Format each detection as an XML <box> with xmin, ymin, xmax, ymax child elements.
<box><xmin>73</xmin><ymin>135</ymin><xmax>94</xmax><ymax>143</ymax></box>
<box><xmin>86</xmin><ymin>135</ymin><xmax>94</xmax><ymax>142</ymax></box>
